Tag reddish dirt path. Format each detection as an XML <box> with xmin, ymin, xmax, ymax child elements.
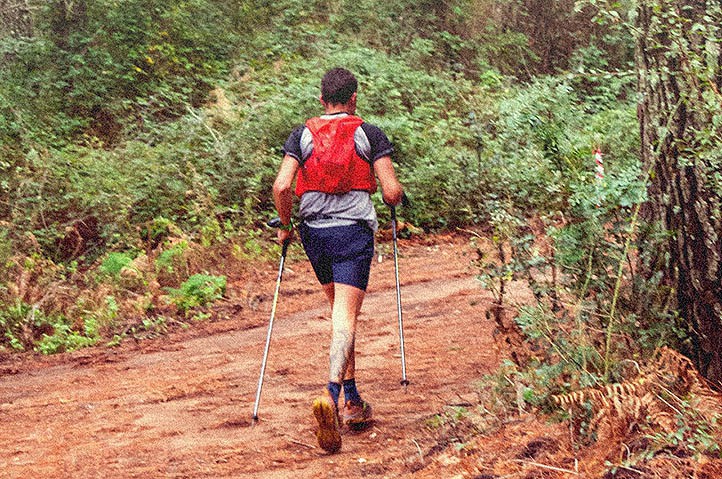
<box><xmin>0</xmin><ymin>235</ymin><xmax>502</xmax><ymax>478</ymax></box>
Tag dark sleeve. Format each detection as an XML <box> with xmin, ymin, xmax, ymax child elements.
<box><xmin>281</xmin><ymin>125</ymin><xmax>305</xmax><ymax>162</ymax></box>
<box><xmin>360</xmin><ymin>123</ymin><xmax>394</xmax><ymax>162</ymax></box>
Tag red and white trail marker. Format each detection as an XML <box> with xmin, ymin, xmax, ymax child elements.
<box><xmin>594</xmin><ymin>148</ymin><xmax>604</xmax><ymax>181</ymax></box>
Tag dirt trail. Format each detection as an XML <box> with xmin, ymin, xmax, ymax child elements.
<box><xmin>0</xmin><ymin>236</ymin><xmax>502</xmax><ymax>478</ymax></box>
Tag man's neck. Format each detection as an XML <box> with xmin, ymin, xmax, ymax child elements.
<box><xmin>324</xmin><ymin>106</ymin><xmax>352</xmax><ymax>115</ymax></box>
<box><xmin>322</xmin><ymin>100</ymin><xmax>355</xmax><ymax>116</ymax></box>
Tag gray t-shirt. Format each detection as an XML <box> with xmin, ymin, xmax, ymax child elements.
<box><xmin>282</xmin><ymin>113</ymin><xmax>394</xmax><ymax>232</ymax></box>
<box><xmin>299</xmin><ymin>190</ymin><xmax>378</xmax><ymax>231</ymax></box>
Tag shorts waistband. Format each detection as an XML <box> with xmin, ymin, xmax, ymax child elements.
<box><xmin>301</xmin><ymin>214</ymin><xmax>367</xmax><ymax>226</ymax></box>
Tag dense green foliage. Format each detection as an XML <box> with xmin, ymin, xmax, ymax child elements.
<box><xmin>0</xmin><ymin>1</ymin><xmax>643</xmax><ymax>365</ymax></box>
<box><xmin>0</xmin><ymin>0</ymin><xmax>642</xmax><ymax>355</ymax></box>
<box><xmin>1</xmin><ymin>0</ymin><xmax>239</xmax><ymax>141</ymax></box>
<box><xmin>1</xmin><ymin>0</ymin><xmax>636</xmax><ymax>258</ymax></box>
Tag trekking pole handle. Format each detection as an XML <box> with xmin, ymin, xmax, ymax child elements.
<box><xmin>267</xmin><ymin>217</ymin><xmax>293</xmax><ymax>229</ymax></box>
<box><xmin>267</xmin><ymin>217</ymin><xmax>292</xmax><ymax>256</ymax></box>
<box><xmin>384</xmin><ymin>193</ymin><xmax>411</xmax><ymax>210</ymax></box>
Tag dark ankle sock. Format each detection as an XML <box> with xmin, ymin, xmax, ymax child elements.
<box><xmin>343</xmin><ymin>378</ymin><xmax>362</xmax><ymax>404</ymax></box>
<box><xmin>327</xmin><ymin>382</ymin><xmax>341</xmax><ymax>406</ymax></box>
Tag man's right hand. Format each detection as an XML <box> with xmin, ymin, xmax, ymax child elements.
<box><xmin>277</xmin><ymin>228</ymin><xmax>294</xmax><ymax>246</ymax></box>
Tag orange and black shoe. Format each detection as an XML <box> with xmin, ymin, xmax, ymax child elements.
<box><xmin>342</xmin><ymin>399</ymin><xmax>373</xmax><ymax>430</ymax></box>
<box><xmin>312</xmin><ymin>389</ymin><xmax>342</xmax><ymax>453</ymax></box>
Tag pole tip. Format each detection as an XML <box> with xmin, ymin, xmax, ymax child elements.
<box><xmin>252</xmin><ymin>415</ymin><xmax>259</xmax><ymax>422</ymax></box>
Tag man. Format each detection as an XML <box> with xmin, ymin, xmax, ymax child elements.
<box><xmin>272</xmin><ymin>67</ymin><xmax>404</xmax><ymax>453</ymax></box>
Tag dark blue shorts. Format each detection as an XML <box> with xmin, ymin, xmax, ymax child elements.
<box><xmin>299</xmin><ymin>222</ymin><xmax>375</xmax><ymax>291</ymax></box>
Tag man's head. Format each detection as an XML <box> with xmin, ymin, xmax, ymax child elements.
<box><xmin>321</xmin><ymin>68</ymin><xmax>358</xmax><ymax>106</ymax></box>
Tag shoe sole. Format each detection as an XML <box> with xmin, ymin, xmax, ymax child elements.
<box><xmin>312</xmin><ymin>397</ymin><xmax>341</xmax><ymax>453</ymax></box>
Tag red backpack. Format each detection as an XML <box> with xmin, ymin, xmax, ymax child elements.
<box><xmin>295</xmin><ymin>115</ymin><xmax>377</xmax><ymax>196</ymax></box>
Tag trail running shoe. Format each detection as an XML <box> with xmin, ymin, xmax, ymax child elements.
<box><xmin>312</xmin><ymin>389</ymin><xmax>342</xmax><ymax>453</ymax></box>
<box><xmin>342</xmin><ymin>399</ymin><xmax>373</xmax><ymax>429</ymax></box>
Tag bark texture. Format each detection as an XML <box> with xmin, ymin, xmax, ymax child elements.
<box><xmin>0</xmin><ymin>0</ymin><xmax>32</xmax><ymax>38</ymax></box>
<box><xmin>637</xmin><ymin>0</ymin><xmax>722</xmax><ymax>386</ymax></box>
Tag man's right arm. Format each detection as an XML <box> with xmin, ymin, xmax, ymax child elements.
<box><xmin>273</xmin><ymin>154</ymin><xmax>299</xmax><ymax>244</ymax></box>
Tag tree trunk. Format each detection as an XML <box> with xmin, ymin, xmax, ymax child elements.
<box><xmin>636</xmin><ymin>0</ymin><xmax>722</xmax><ymax>386</ymax></box>
<box><xmin>0</xmin><ymin>0</ymin><xmax>33</xmax><ymax>38</ymax></box>
<box><xmin>48</xmin><ymin>0</ymin><xmax>87</xmax><ymax>50</ymax></box>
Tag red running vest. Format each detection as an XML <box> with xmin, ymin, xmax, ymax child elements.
<box><xmin>295</xmin><ymin>115</ymin><xmax>377</xmax><ymax>196</ymax></box>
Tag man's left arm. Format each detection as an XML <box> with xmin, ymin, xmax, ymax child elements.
<box><xmin>374</xmin><ymin>156</ymin><xmax>403</xmax><ymax>206</ymax></box>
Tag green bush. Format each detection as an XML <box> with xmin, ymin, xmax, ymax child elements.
<box><xmin>1</xmin><ymin>0</ymin><xmax>240</xmax><ymax>140</ymax></box>
<box><xmin>166</xmin><ymin>273</ymin><xmax>226</xmax><ymax>313</ymax></box>
<box><xmin>35</xmin><ymin>320</ymin><xmax>98</xmax><ymax>355</ymax></box>
<box><xmin>0</xmin><ymin>300</ymin><xmax>98</xmax><ymax>353</ymax></box>
<box><xmin>156</xmin><ymin>240</ymin><xmax>189</xmax><ymax>274</ymax></box>
<box><xmin>99</xmin><ymin>253</ymin><xmax>135</xmax><ymax>279</ymax></box>
<box><xmin>0</xmin><ymin>301</ymin><xmax>33</xmax><ymax>351</ymax></box>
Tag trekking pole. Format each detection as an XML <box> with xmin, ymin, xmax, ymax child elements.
<box><xmin>252</xmin><ymin>218</ymin><xmax>290</xmax><ymax>422</ymax></box>
<box><xmin>391</xmin><ymin>204</ymin><xmax>410</xmax><ymax>390</ymax></box>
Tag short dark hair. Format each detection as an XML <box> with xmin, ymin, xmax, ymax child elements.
<box><xmin>321</xmin><ymin>68</ymin><xmax>358</xmax><ymax>105</ymax></box>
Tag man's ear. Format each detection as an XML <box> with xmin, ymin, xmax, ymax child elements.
<box><xmin>319</xmin><ymin>95</ymin><xmax>326</xmax><ymax>107</ymax></box>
